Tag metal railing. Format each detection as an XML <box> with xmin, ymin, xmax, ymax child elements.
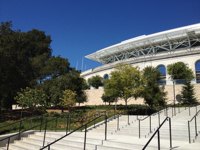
<box><xmin>40</xmin><ymin>113</ymin><xmax>108</xmax><ymax>150</ymax></box>
<box><xmin>164</xmin><ymin>102</ymin><xmax>192</xmax><ymax>117</ymax></box>
<box><xmin>137</xmin><ymin>109</ymin><xmax>164</xmax><ymax>138</ymax></box>
<box><xmin>0</xmin><ymin>116</ymin><xmax>59</xmax><ymax>150</ymax></box>
<box><xmin>142</xmin><ymin>117</ymin><xmax>172</xmax><ymax>150</ymax></box>
<box><xmin>0</xmin><ymin>115</ymin><xmax>45</xmax><ymax>135</ymax></box>
<box><xmin>188</xmin><ymin>109</ymin><xmax>200</xmax><ymax>143</ymax></box>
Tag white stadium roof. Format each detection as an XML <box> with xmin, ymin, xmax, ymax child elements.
<box><xmin>85</xmin><ymin>23</ymin><xmax>200</xmax><ymax>64</ymax></box>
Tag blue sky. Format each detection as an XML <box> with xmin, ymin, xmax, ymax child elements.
<box><xmin>1</xmin><ymin>0</ymin><xmax>200</xmax><ymax>71</ymax></box>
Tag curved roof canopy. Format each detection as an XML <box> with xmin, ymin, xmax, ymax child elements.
<box><xmin>85</xmin><ymin>23</ymin><xmax>200</xmax><ymax>64</ymax></box>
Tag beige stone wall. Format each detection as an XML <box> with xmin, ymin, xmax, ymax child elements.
<box><xmin>79</xmin><ymin>84</ymin><xmax>200</xmax><ymax>106</ymax></box>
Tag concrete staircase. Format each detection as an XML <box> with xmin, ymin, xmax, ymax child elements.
<box><xmin>1</xmin><ymin>106</ymin><xmax>200</xmax><ymax>150</ymax></box>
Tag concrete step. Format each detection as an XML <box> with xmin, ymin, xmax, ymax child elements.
<box><xmin>8</xmin><ymin>144</ymin><xmax>29</xmax><ymax>150</ymax></box>
<box><xmin>1</xmin><ymin>106</ymin><xmax>200</xmax><ymax>150</ymax></box>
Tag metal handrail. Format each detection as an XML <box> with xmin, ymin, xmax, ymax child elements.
<box><xmin>188</xmin><ymin>108</ymin><xmax>200</xmax><ymax>143</ymax></box>
<box><xmin>40</xmin><ymin>114</ymin><xmax>107</xmax><ymax>150</ymax></box>
<box><xmin>0</xmin><ymin>115</ymin><xmax>45</xmax><ymax>134</ymax></box>
<box><xmin>0</xmin><ymin>116</ymin><xmax>57</xmax><ymax>150</ymax></box>
<box><xmin>137</xmin><ymin>109</ymin><xmax>164</xmax><ymax>138</ymax></box>
<box><xmin>142</xmin><ymin>117</ymin><xmax>172</xmax><ymax>150</ymax></box>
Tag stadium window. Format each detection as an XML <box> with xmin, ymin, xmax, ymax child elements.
<box><xmin>103</xmin><ymin>74</ymin><xmax>109</xmax><ymax>80</ymax></box>
<box><xmin>195</xmin><ymin>60</ymin><xmax>200</xmax><ymax>83</ymax></box>
<box><xmin>156</xmin><ymin>65</ymin><xmax>166</xmax><ymax>85</ymax></box>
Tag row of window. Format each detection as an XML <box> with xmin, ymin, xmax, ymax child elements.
<box><xmin>102</xmin><ymin>60</ymin><xmax>200</xmax><ymax>83</ymax></box>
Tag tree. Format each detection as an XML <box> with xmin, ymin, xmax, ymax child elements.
<box><xmin>167</xmin><ymin>62</ymin><xmax>196</xmax><ymax>105</ymax></box>
<box><xmin>167</xmin><ymin>62</ymin><xmax>194</xmax><ymax>81</ymax></box>
<box><xmin>88</xmin><ymin>75</ymin><xmax>103</xmax><ymax>89</ymax></box>
<box><xmin>15</xmin><ymin>87</ymin><xmax>47</xmax><ymax>110</ymax></box>
<box><xmin>103</xmin><ymin>79</ymin><xmax>118</xmax><ymax>105</ymax></box>
<box><xmin>43</xmin><ymin>56</ymin><xmax>71</xmax><ymax>79</ymax></box>
<box><xmin>101</xmin><ymin>94</ymin><xmax>116</xmax><ymax>105</ymax></box>
<box><xmin>82</xmin><ymin>79</ymin><xmax>90</xmax><ymax>90</ymax></box>
<box><xmin>180</xmin><ymin>81</ymin><xmax>197</xmax><ymax>105</ymax></box>
<box><xmin>0</xmin><ymin>21</ymin><xmax>87</xmax><ymax>111</ymax></box>
<box><xmin>0</xmin><ymin>22</ymin><xmax>52</xmax><ymax>109</ymax></box>
<box><xmin>104</xmin><ymin>64</ymin><xmax>142</xmax><ymax>107</ymax></box>
<box><xmin>60</xmin><ymin>90</ymin><xmax>76</xmax><ymax>112</ymax></box>
<box><xmin>142</xmin><ymin>66</ymin><xmax>166</xmax><ymax>108</ymax></box>
<box><xmin>41</xmin><ymin>69</ymin><xmax>87</xmax><ymax>107</ymax></box>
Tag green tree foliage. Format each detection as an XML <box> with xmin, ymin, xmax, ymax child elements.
<box><xmin>60</xmin><ymin>89</ymin><xmax>76</xmax><ymax>112</ymax></box>
<box><xmin>103</xmin><ymin>79</ymin><xmax>119</xmax><ymax>105</ymax></box>
<box><xmin>180</xmin><ymin>81</ymin><xmax>197</xmax><ymax>105</ymax></box>
<box><xmin>44</xmin><ymin>56</ymin><xmax>71</xmax><ymax>79</ymax></box>
<box><xmin>104</xmin><ymin>64</ymin><xmax>142</xmax><ymax>106</ymax></box>
<box><xmin>88</xmin><ymin>75</ymin><xmax>103</xmax><ymax>89</ymax></box>
<box><xmin>167</xmin><ymin>62</ymin><xmax>196</xmax><ymax>105</ymax></box>
<box><xmin>0</xmin><ymin>22</ymin><xmax>51</xmax><ymax>109</ymax></box>
<box><xmin>0</xmin><ymin>21</ymin><xmax>87</xmax><ymax>110</ymax></box>
<box><xmin>142</xmin><ymin>66</ymin><xmax>166</xmax><ymax>108</ymax></box>
<box><xmin>82</xmin><ymin>79</ymin><xmax>90</xmax><ymax>90</ymax></box>
<box><xmin>101</xmin><ymin>94</ymin><xmax>116</xmax><ymax>105</ymax></box>
<box><xmin>15</xmin><ymin>87</ymin><xmax>47</xmax><ymax>110</ymax></box>
<box><xmin>167</xmin><ymin>62</ymin><xmax>194</xmax><ymax>81</ymax></box>
<box><xmin>41</xmin><ymin>70</ymin><xmax>87</xmax><ymax>107</ymax></box>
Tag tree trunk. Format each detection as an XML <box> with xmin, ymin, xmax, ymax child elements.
<box><xmin>125</xmin><ymin>99</ymin><xmax>128</xmax><ymax>108</ymax></box>
<box><xmin>125</xmin><ymin>99</ymin><xmax>128</xmax><ymax>114</ymax></box>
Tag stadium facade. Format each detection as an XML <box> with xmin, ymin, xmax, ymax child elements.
<box><xmin>81</xmin><ymin>23</ymin><xmax>200</xmax><ymax>105</ymax></box>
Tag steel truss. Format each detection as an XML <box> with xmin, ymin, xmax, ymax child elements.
<box><xmin>100</xmin><ymin>32</ymin><xmax>200</xmax><ymax>64</ymax></box>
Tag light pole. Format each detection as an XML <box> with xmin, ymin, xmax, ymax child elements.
<box><xmin>172</xmin><ymin>80</ymin><xmax>176</xmax><ymax>116</ymax></box>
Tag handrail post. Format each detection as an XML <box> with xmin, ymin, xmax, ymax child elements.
<box><xmin>67</xmin><ymin>113</ymin><xmax>70</xmax><ymax>133</ymax></box>
<box><xmin>105</xmin><ymin>113</ymin><xmax>107</xmax><ymax>140</ymax></box>
<box><xmin>196</xmin><ymin>105</ymin><xmax>197</xmax><ymax>114</ymax></box>
<box><xmin>172</xmin><ymin>107</ymin><xmax>173</xmax><ymax>117</ymax></box>
<box><xmin>150</xmin><ymin>116</ymin><xmax>152</xmax><ymax>133</ymax></box>
<box><xmin>158</xmin><ymin>130</ymin><xmax>160</xmax><ymax>150</ymax></box>
<box><xmin>188</xmin><ymin>121</ymin><xmax>191</xmax><ymax>143</ymax></box>
<box><xmin>69</xmin><ymin>113</ymin><xmax>71</xmax><ymax>132</ymax></box>
<box><xmin>117</xmin><ymin>114</ymin><xmax>119</xmax><ymax>130</ymax></box>
<box><xmin>174</xmin><ymin>106</ymin><xmax>176</xmax><ymax>116</ymax></box>
<box><xmin>189</xmin><ymin>106</ymin><xmax>191</xmax><ymax>116</ymax></box>
<box><xmin>195</xmin><ymin>116</ymin><xmax>198</xmax><ymax>138</ymax></box>
<box><xmin>169</xmin><ymin>117</ymin><xmax>172</xmax><ymax>149</ymax></box>
<box><xmin>93</xmin><ymin>114</ymin><xmax>96</xmax><ymax>128</ymax></box>
<box><xmin>158</xmin><ymin>111</ymin><xmax>160</xmax><ymax>126</ymax></box>
<box><xmin>55</xmin><ymin>117</ymin><xmax>58</xmax><ymax>131</ymax></box>
<box><xmin>30</xmin><ymin>118</ymin><xmax>33</xmax><ymax>128</ymax></box>
<box><xmin>128</xmin><ymin>112</ymin><xmax>130</xmax><ymax>125</ymax></box>
<box><xmin>83</xmin><ymin>124</ymin><xmax>87</xmax><ymax>150</ymax></box>
<box><xmin>43</xmin><ymin>119</ymin><xmax>48</xmax><ymax>147</ymax></box>
<box><xmin>18</xmin><ymin>120</ymin><xmax>22</xmax><ymax>140</ymax></box>
<box><xmin>166</xmin><ymin>107</ymin><xmax>168</xmax><ymax>117</ymax></box>
<box><xmin>40</xmin><ymin>116</ymin><xmax>43</xmax><ymax>132</ymax></box>
<box><xmin>139</xmin><ymin>120</ymin><xmax>141</xmax><ymax>138</ymax></box>
<box><xmin>7</xmin><ymin>137</ymin><xmax>10</xmax><ymax>150</ymax></box>
<box><xmin>65</xmin><ymin>115</ymin><xmax>68</xmax><ymax>134</ymax></box>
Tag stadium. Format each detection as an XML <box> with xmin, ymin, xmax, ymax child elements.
<box><xmin>81</xmin><ymin>23</ymin><xmax>200</xmax><ymax>105</ymax></box>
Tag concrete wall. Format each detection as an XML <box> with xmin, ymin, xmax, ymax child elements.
<box><xmin>79</xmin><ymin>84</ymin><xmax>200</xmax><ymax>106</ymax></box>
